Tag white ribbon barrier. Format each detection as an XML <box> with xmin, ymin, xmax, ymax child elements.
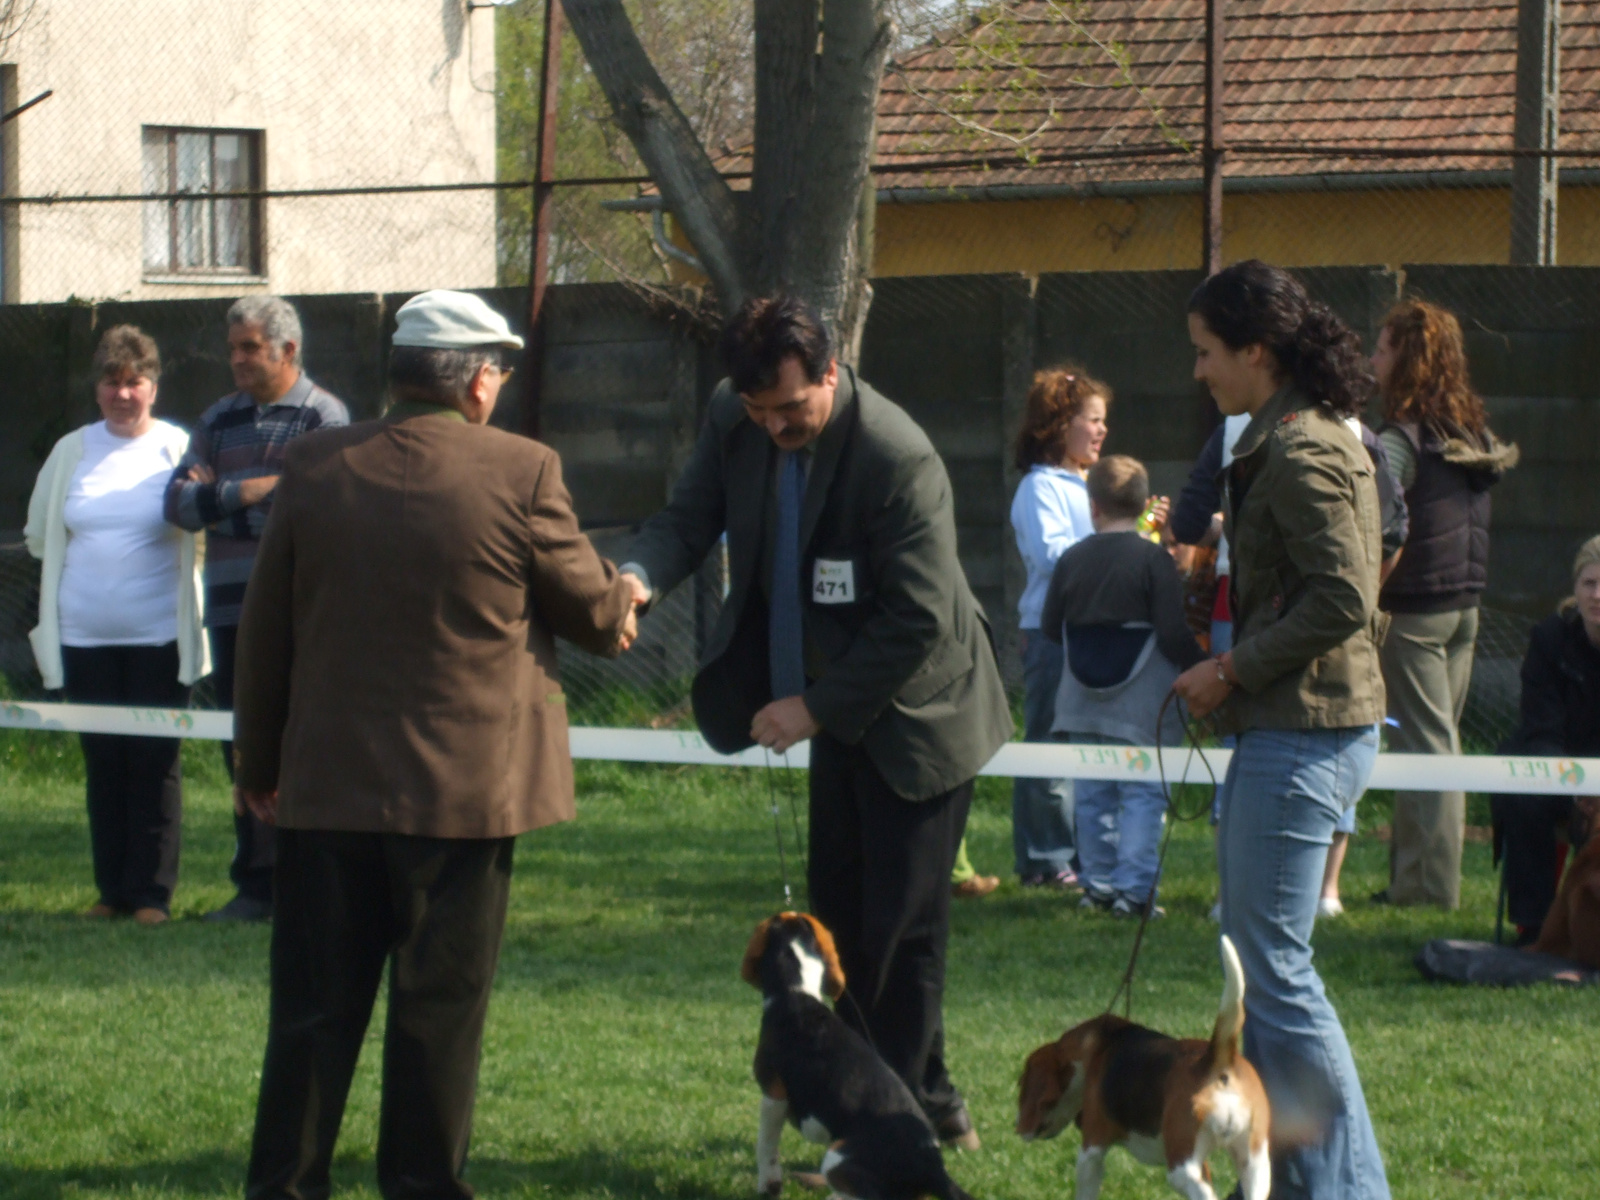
<box><xmin>3</xmin><ymin>700</ymin><xmax>1597</xmax><ymax>795</ymax></box>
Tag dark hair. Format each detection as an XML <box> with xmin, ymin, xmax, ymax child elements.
<box><xmin>93</xmin><ymin>325</ymin><xmax>161</xmax><ymax>382</ymax></box>
<box><xmin>1380</xmin><ymin>299</ymin><xmax>1487</xmax><ymax>435</ymax></box>
<box><xmin>719</xmin><ymin>295</ymin><xmax>832</xmax><ymax>394</ymax></box>
<box><xmin>1187</xmin><ymin>260</ymin><xmax>1373</xmax><ymax>417</ymax></box>
<box><xmin>1012</xmin><ymin>365</ymin><xmax>1112</xmax><ymax>471</ymax></box>
<box><xmin>1087</xmin><ymin>454</ymin><xmax>1148</xmax><ymax>520</ymax></box>
<box><xmin>387</xmin><ymin>344</ymin><xmax>505</xmax><ymax>406</ymax></box>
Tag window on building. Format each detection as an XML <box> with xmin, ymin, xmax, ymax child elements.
<box><xmin>141</xmin><ymin>128</ymin><xmax>262</xmax><ymax>276</ymax></box>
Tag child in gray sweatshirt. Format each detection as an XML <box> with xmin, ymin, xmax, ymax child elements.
<box><xmin>1042</xmin><ymin>455</ymin><xmax>1203</xmax><ymax>916</ymax></box>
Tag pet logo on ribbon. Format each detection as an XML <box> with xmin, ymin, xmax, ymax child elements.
<box><xmin>1558</xmin><ymin>760</ymin><xmax>1586</xmax><ymax>788</ymax></box>
<box><xmin>1124</xmin><ymin>748</ymin><xmax>1152</xmax><ymax>774</ymax></box>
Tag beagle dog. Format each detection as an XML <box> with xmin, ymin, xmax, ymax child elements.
<box><xmin>742</xmin><ymin>912</ymin><xmax>976</xmax><ymax>1200</ymax></box>
<box><xmin>1015</xmin><ymin>935</ymin><xmax>1270</xmax><ymax>1200</ymax></box>
<box><xmin>1532</xmin><ymin>821</ymin><xmax>1600</xmax><ymax>968</ymax></box>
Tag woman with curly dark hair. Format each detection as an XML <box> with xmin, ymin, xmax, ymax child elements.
<box><xmin>1371</xmin><ymin>299</ymin><xmax>1517</xmax><ymax>910</ymax></box>
<box><xmin>1006</xmin><ymin>367</ymin><xmax>1112</xmax><ymax>889</ymax></box>
<box><xmin>1174</xmin><ymin>261</ymin><xmax>1390</xmax><ymax>1200</ymax></box>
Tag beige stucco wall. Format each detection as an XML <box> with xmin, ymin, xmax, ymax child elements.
<box><xmin>2</xmin><ymin>0</ymin><xmax>496</xmax><ymax>301</ymax></box>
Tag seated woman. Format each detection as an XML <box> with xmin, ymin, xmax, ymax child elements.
<box><xmin>1494</xmin><ymin>535</ymin><xmax>1600</xmax><ymax>945</ymax></box>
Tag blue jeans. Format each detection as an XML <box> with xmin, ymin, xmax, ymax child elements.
<box><xmin>1012</xmin><ymin>633</ymin><xmax>1075</xmax><ymax>877</ymax></box>
<box><xmin>1217</xmin><ymin>725</ymin><xmax>1388</xmax><ymax>1200</ymax></box>
<box><xmin>1070</xmin><ymin>734</ymin><xmax>1166</xmax><ymax>903</ymax></box>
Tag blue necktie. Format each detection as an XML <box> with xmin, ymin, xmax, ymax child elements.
<box><xmin>769</xmin><ymin>450</ymin><xmax>807</xmax><ymax>700</ymax></box>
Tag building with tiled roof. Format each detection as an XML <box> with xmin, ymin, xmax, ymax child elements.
<box><xmin>864</xmin><ymin>0</ymin><xmax>1600</xmax><ymax>274</ymax></box>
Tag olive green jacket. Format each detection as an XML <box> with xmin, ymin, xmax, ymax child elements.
<box><xmin>626</xmin><ymin>368</ymin><xmax>1012</xmax><ymax>801</ymax></box>
<box><xmin>1215</xmin><ymin>385</ymin><xmax>1388</xmax><ymax>734</ymax></box>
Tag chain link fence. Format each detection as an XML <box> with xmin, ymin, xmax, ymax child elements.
<box><xmin>1</xmin><ymin>532</ymin><xmax>1548</xmax><ymax>747</ymax></box>
<box><xmin>0</xmin><ymin>535</ymin><xmax>725</xmax><ymax>728</ymax></box>
<box><xmin>1</xmin><ymin>0</ymin><xmax>1597</xmax><ymax>737</ymax></box>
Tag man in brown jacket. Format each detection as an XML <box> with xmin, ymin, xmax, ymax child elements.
<box><xmin>232</xmin><ymin>290</ymin><xmax>638</xmax><ymax>1200</ymax></box>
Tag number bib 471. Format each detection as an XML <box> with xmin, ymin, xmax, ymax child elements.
<box><xmin>812</xmin><ymin>558</ymin><xmax>857</xmax><ymax>604</ymax></box>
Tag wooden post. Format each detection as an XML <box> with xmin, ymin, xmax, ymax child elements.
<box><xmin>998</xmin><ymin>273</ymin><xmax>1038</xmax><ymax>690</ymax></box>
<box><xmin>521</xmin><ymin>0</ymin><xmax>564</xmax><ymax>438</ymax></box>
<box><xmin>1202</xmin><ymin>0</ymin><xmax>1225</xmax><ymax>276</ymax></box>
<box><xmin>0</xmin><ymin>66</ymin><xmax>20</xmax><ymax>304</ymax></box>
<box><xmin>1511</xmin><ymin>0</ymin><xmax>1559</xmax><ymax>266</ymax></box>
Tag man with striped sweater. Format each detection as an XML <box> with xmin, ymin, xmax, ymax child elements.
<box><xmin>164</xmin><ymin>295</ymin><xmax>349</xmax><ymax>922</ymax></box>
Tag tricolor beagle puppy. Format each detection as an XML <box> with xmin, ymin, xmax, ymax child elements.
<box><xmin>742</xmin><ymin>912</ymin><xmax>976</xmax><ymax>1200</ymax></box>
<box><xmin>1015</xmin><ymin>935</ymin><xmax>1270</xmax><ymax>1200</ymax></box>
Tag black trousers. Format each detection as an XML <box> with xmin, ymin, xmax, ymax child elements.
<box><xmin>1495</xmin><ymin>793</ymin><xmax>1580</xmax><ymax>930</ymax></box>
<box><xmin>209</xmin><ymin>623</ymin><xmax>275</xmax><ymax>902</ymax></box>
<box><xmin>247</xmin><ymin>828</ymin><xmax>515</xmax><ymax>1200</ymax></box>
<box><xmin>806</xmin><ymin>731</ymin><xmax>973</xmax><ymax>1125</ymax></box>
<box><xmin>60</xmin><ymin>642</ymin><xmax>188</xmax><ymax>913</ymax></box>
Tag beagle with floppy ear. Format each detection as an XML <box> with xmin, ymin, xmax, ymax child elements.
<box><xmin>1015</xmin><ymin>935</ymin><xmax>1271</xmax><ymax>1200</ymax></box>
<box><xmin>1532</xmin><ymin>820</ymin><xmax>1600</xmax><ymax>968</ymax></box>
<box><xmin>743</xmin><ymin>912</ymin><xmax>976</xmax><ymax>1200</ymax></box>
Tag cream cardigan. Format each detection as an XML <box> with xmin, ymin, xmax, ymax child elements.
<box><xmin>24</xmin><ymin>423</ymin><xmax>210</xmax><ymax>690</ymax></box>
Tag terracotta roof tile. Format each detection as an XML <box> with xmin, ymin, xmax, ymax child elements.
<box><xmin>869</xmin><ymin>0</ymin><xmax>1599</xmax><ymax>189</ymax></box>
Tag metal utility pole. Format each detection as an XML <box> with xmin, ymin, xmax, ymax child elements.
<box><xmin>1202</xmin><ymin>0</ymin><xmax>1225</xmax><ymax>276</ymax></box>
<box><xmin>1511</xmin><ymin>0</ymin><xmax>1560</xmax><ymax>265</ymax></box>
<box><xmin>522</xmin><ymin>0</ymin><xmax>564</xmax><ymax>438</ymax></box>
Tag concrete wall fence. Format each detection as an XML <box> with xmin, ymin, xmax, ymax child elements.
<box><xmin>3</xmin><ymin>266</ymin><xmax>1597</xmax><ymax>695</ymax></box>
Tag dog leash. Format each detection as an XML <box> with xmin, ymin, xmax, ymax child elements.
<box><xmin>1102</xmin><ymin>688</ymin><xmax>1220</xmax><ymax>1019</ymax></box>
<box><xmin>757</xmin><ymin>749</ymin><xmax>890</xmax><ymax>1055</ymax></box>
<box><xmin>761</xmin><ymin>747</ymin><xmax>807</xmax><ymax>908</ymax></box>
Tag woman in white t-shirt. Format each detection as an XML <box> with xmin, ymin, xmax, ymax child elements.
<box><xmin>1005</xmin><ymin>367</ymin><xmax>1112</xmax><ymax>888</ymax></box>
<box><xmin>24</xmin><ymin>326</ymin><xmax>208</xmax><ymax>925</ymax></box>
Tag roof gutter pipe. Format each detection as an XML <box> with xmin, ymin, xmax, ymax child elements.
<box><xmin>602</xmin><ymin>168</ymin><xmax>1600</xmax><ymax>213</ymax></box>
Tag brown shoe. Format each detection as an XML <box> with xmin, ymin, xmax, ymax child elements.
<box><xmin>84</xmin><ymin>903</ymin><xmax>118</xmax><ymax>919</ymax></box>
<box><xmin>132</xmin><ymin>907</ymin><xmax>169</xmax><ymax>926</ymax></box>
<box><xmin>952</xmin><ymin>874</ymin><xmax>999</xmax><ymax>899</ymax></box>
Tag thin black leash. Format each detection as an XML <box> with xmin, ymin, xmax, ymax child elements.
<box><xmin>761</xmin><ymin>747</ymin><xmax>803</xmax><ymax>908</ymax></box>
<box><xmin>757</xmin><ymin>748</ymin><xmax>881</xmax><ymax>1051</ymax></box>
<box><xmin>1102</xmin><ymin>687</ymin><xmax>1221</xmax><ymax>1019</ymax></box>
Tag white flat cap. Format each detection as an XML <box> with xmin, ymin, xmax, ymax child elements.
<box><xmin>393</xmin><ymin>290</ymin><xmax>524</xmax><ymax>350</ymax></box>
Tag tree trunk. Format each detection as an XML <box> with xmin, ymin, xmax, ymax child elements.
<box><xmin>563</xmin><ymin>0</ymin><xmax>891</xmax><ymax>360</ymax></box>
<box><xmin>784</xmin><ymin>0</ymin><xmax>890</xmax><ymax>361</ymax></box>
<box><xmin>751</xmin><ymin>0</ymin><xmax>818</xmax><ymax>294</ymax></box>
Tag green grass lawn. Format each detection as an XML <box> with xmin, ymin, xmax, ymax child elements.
<box><xmin>2</xmin><ymin>732</ymin><xmax>1596</xmax><ymax>1199</ymax></box>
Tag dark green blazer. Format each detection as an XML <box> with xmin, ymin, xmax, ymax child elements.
<box><xmin>628</xmin><ymin>368</ymin><xmax>1012</xmax><ymax>801</ymax></box>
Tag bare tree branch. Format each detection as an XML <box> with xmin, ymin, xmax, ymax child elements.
<box><xmin>563</xmin><ymin>0</ymin><xmax>749</xmax><ymax>308</ymax></box>
<box><xmin>0</xmin><ymin>0</ymin><xmax>36</xmax><ymax>48</ymax></box>
<box><xmin>884</xmin><ymin>1</ymin><xmax>1186</xmax><ymax>161</ymax></box>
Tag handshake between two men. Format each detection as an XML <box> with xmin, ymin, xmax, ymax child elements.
<box><xmin>617</xmin><ymin>570</ymin><xmax>819</xmax><ymax>756</ymax></box>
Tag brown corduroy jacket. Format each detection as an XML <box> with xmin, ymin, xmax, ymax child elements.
<box><xmin>232</xmin><ymin>407</ymin><xmax>633</xmax><ymax>838</ymax></box>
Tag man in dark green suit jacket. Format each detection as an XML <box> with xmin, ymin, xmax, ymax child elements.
<box><xmin>622</xmin><ymin>297</ymin><xmax>1012</xmax><ymax>1147</ymax></box>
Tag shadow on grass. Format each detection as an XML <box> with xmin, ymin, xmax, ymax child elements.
<box><xmin>0</xmin><ymin>1151</ymin><xmax>246</xmax><ymax>1200</ymax></box>
<box><xmin>469</xmin><ymin>1141</ymin><xmax>749</xmax><ymax>1200</ymax></box>
<box><xmin>0</xmin><ymin>1143</ymin><xmax>751</xmax><ymax>1200</ymax></box>
<box><xmin>3</xmin><ymin>1147</ymin><xmax>756</xmax><ymax>1200</ymax></box>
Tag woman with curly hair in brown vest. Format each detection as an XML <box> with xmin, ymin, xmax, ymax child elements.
<box><xmin>1371</xmin><ymin>299</ymin><xmax>1518</xmax><ymax>909</ymax></box>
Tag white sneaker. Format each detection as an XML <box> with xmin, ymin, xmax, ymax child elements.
<box><xmin>1208</xmin><ymin>901</ymin><xmax>1222</xmax><ymax>923</ymax></box>
<box><xmin>1316</xmin><ymin>896</ymin><xmax>1345</xmax><ymax>919</ymax></box>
